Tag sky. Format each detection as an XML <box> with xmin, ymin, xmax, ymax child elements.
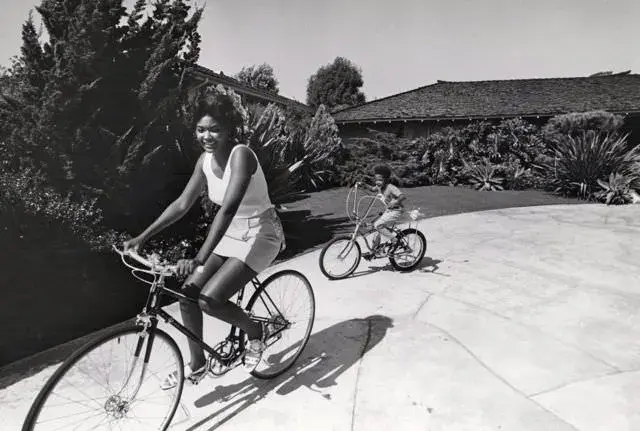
<box><xmin>0</xmin><ymin>0</ymin><xmax>638</xmax><ymax>103</ymax></box>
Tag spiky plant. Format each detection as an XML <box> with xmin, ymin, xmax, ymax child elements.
<box><xmin>463</xmin><ymin>160</ymin><xmax>504</xmax><ymax>191</ymax></box>
<box><xmin>595</xmin><ymin>173</ymin><xmax>633</xmax><ymax>205</ymax></box>
<box><xmin>542</xmin><ymin>131</ymin><xmax>640</xmax><ymax>200</ymax></box>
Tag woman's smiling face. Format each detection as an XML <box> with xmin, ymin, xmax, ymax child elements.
<box><xmin>195</xmin><ymin>115</ymin><xmax>228</xmax><ymax>152</ymax></box>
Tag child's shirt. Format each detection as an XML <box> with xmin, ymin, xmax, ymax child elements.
<box><xmin>379</xmin><ymin>184</ymin><xmax>404</xmax><ymax>210</ymax></box>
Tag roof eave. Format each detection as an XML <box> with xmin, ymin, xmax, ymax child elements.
<box><xmin>334</xmin><ymin>110</ymin><xmax>640</xmax><ymax>124</ymax></box>
<box><xmin>188</xmin><ymin>66</ymin><xmax>314</xmax><ymax>112</ymax></box>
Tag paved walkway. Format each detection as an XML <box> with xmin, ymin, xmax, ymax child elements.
<box><xmin>2</xmin><ymin>204</ymin><xmax>639</xmax><ymax>430</ymax></box>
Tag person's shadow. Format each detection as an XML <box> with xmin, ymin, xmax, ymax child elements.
<box><xmin>185</xmin><ymin>315</ymin><xmax>394</xmax><ymax>430</ymax></box>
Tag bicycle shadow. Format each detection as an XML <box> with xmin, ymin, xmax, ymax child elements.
<box><xmin>185</xmin><ymin>315</ymin><xmax>394</xmax><ymax>430</ymax></box>
<box><xmin>347</xmin><ymin>257</ymin><xmax>444</xmax><ymax>279</ymax></box>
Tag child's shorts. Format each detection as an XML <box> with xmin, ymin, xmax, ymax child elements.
<box><xmin>374</xmin><ymin>208</ymin><xmax>403</xmax><ymax>229</ymax></box>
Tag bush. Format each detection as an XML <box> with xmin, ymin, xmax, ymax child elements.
<box><xmin>461</xmin><ymin>159</ymin><xmax>504</xmax><ymax>191</ymax></box>
<box><xmin>595</xmin><ymin>173</ymin><xmax>635</xmax><ymax>205</ymax></box>
<box><xmin>338</xmin><ymin>130</ymin><xmax>429</xmax><ymax>187</ymax></box>
<box><xmin>540</xmin><ymin>131</ymin><xmax>640</xmax><ymax>200</ymax></box>
<box><xmin>421</xmin><ymin>122</ymin><xmax>493</xmax><ymax>185</ymax></box>
<box><xmin>543</xmin><ymin>110</ymin><xmax>625</xmax><ymax>143</ymax></box>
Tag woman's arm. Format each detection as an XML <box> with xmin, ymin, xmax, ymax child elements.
<box><xmin>132</xmin><ymin>155</ymin><xmax>206</xmax><ymax>244</ymax></box>
<box><xmin>195</xmin><ymin>147</ymin><xmax>258</xmax><ymax>263</ymax></box>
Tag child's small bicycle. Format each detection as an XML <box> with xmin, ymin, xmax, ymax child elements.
<box><xmin>22</xmin><ymin>246</ymin><xmax>315</xmax><ymax>430</ymax></box>
<box><xmin>319</xmin><ymin>183</ymin><xmax>427</xmax><ymax>280</ymax></box>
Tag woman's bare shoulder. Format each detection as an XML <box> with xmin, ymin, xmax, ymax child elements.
<box><xmin>230</xmin><ymin>145</ymin><xmax>258</xmax><ymax>173</ymax></box>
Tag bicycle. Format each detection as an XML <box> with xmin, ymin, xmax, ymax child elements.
<box><xmin>22</xmin><ymin>246</ymin><xmax>315</xmax><ymax>430</ymax></box>
<box><xmin>319</xmin><ymin>183</ymin><xmax>427</xmax><ymax>280</ymax></box>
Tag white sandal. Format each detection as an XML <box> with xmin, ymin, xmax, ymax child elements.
<box><xmin>160</xmin><ymin>363</ymin><xmax>207</xmax><ymax>390</ymax></box>
<box><xmin>243</xmin><ymin>323</ymin><xmax>268</xmax><ymax>372</ymax></box>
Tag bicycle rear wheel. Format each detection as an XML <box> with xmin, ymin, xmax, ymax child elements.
<box><xmin>22</xmin><ymin>325</ymin><xmax>184</xmax><ymax>431</ymax></box>
<box><xmin>319</xmin><ymin>235</ymin><xmax>361</xmax><ymax>280</ymax></box>
<box><xmin>246</xmin><ymin>270</ymin><xmax>315</xmax><ymax>379</ymax></box>
<box><xmin>389</xmin><ymin>228</ymin><xmax>427</xmax><ymax>271</ymax></box>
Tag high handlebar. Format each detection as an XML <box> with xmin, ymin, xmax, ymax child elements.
<box><xmin>112</xmin><ymin>245</ymin><xmax>178</xmax><ymax>276</ymax></box>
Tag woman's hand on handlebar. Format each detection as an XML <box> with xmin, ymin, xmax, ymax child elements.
<box><xmin>123</xmin><ymin>236</ymin><xmax>145</xmax><ymax>253</ymax></box>
<box><xmin>176</xmin><ymin>258</ymin><xmax>201</xmax><ymax>277</ymax></box>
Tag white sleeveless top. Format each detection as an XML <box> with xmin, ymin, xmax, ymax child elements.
<box><xmin>202</xmin><ymin>145</ymin><xmax>274</xmax><ymax>218</ymax></box>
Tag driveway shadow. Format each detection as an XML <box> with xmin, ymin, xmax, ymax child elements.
<box><xmin>276</xmin><ymin>209</ymin><xmax>352</xmax><ymax>261</ymax></box>
<box><xmin>346</xmin><ymin>257</ymin><xmax>444</xmax><ymax>280</ymax></box>
<box><xmin>186</xmin><ymin>315</ymin><xmax>394</xmax><ymax>430</ymax></box>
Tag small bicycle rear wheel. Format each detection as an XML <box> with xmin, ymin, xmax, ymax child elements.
<box><xmin>246</xmin><ymin>270</ymin><xmax>315</xmax><ymax>379</ymax></box>
<box><xmin>389</xmin><ymin>228</ymin><xmax>427</xmax><ymax>272</ymax></box>
<box><xmin>22</xmin><ymin>325</ymin><xmax>184</xmax><ymax>431</ymax></box>
<box><xmin>319</xmin><ymin>236</ymin><xmax>361</xmax><ymax>280</ymax></box>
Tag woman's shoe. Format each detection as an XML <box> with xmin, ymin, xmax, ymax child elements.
<box><xmin>160</xmin><ymin>363</ymin><xmax>207</xmax><ymax>390</ymax></box>
<box><xmin>243</xmin><ymin>322</ymin><xmax>268</xmax><ymax>372</ymax></box>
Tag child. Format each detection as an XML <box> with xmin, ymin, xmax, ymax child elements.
<box><xmin>358</xmin><ymin>164</ymin><xmax>406</xmax><ymax>258</ymax></box>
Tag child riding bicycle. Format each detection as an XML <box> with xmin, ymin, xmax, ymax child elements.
<box><xmin>357</xmin><ymin>164</ymin><xmax>406</xmax><ymax>259</ymax></box>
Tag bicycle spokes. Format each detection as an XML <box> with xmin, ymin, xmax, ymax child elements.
<box><xmin>247</xmin><ymin>271</ymin><xmax>315</xmax><ymax>379</ymax></box>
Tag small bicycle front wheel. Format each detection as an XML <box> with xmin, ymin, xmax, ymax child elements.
<box><xmin>389</xmin><ymin>228</ymin><xmax>427</xmax><ymax>272</ymax></box>
<box><xmin>319</xmin><ymin>235</ymin><xmax>361</xmax><ymax>280</ymax></box>
<box><xmin>22</xmin><ymin>324</ymin><xmax>184</xmax><ymax>431</ymax></box>
<box><xmin>247</xmin><ymin>270</ymin><xmax>315</xmax><ymax>379</ymax></box>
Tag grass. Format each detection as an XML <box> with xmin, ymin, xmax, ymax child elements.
<box><xmin>275</xmin><ymin>185</ymin><xmax>583</xmax><ymax>260</ymax></box>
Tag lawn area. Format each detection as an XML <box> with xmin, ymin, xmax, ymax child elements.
<box><xmin>276</xmin><ymin>185</ymin><xmax>584</xmax><ymax>261</ymax></box>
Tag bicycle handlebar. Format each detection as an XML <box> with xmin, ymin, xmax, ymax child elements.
<box><xmin>112</xmin><ymin>245</ymin><xmax>178</xmax><ymax>276</ymax></box>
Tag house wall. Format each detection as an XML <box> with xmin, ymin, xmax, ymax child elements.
<box><xmin>338</xmin><ymin>113</ymin><xmax>640</xmax><ymax>145</ymax></box>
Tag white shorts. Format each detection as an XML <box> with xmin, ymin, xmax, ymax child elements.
<box><xmin>213</xmin><ymin>207</ymin><xmax>285</xmax><ymax>273</ymax></box>
<box><xmin>374</xmin><ymin>208</ymin><xmax>403</xmax><ymax>229</ymax></box>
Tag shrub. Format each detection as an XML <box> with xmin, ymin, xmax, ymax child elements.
<box><xmin>595</xmin><ymin>173</ymin><xmax>634</xmax><ymax>205</ymax></box>
<box><xmin>296</xmin><ymin>104</ymin><xmax>343</xmax><ymax>190</ymax></box>
<box><xmin>461</xmin><ymin>159</ymin><xmax>504</xmax><ymax>191</ymax></box>
<box><xmin>422</xmin><ymin>122</ymin><xmax>493</xmax><ymax>185</ymax></box>
<box><xmin>543</xmin><ymin>110</ymin><xmax>625</xmax><ymax>143</ymax></box>
<box><xmin>541</xmin><ymin>131</ymin><xmax>640</xmax><ymax>199</ymax></box>
<box><xmin>338</xmin><ymin>130</ymin><xmax>429</xmax><ymax>187</ymax></box>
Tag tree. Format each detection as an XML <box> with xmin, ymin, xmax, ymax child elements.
<box><xmin>234</xmin><ymin>63</ymin><xmax>279</xmax><ymax>94</ymax></box>
<box><xmin>306</xmin><ymin>57</ymin><xmax>366</xmax><ymax>110</ymax></box>
<box><xmin>1</xmin><ymin>0</ymin><xmax>204</xmax><ymax>230</ymax></box>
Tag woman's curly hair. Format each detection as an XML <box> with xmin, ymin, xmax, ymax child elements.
<box><xmin>193</xmin><ymin>85</ymin><xmax>247</xmax><ymax>141</ymax></box>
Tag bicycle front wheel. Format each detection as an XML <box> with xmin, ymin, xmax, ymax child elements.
<box><xmin>247</xmin><ymin>270</ymin><xmax>315</xmax><ymax>379</ymax></box>
<box><xmin>319</xmin><ymin>235</ymin><xmax>361</xmax><ymax>280</ymax></box>
<box><xmin>23</xmin><ymin>325</ymin><xmax>184</xmax><ymax>431</ymax></box>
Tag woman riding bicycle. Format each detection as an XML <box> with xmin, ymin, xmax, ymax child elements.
<box><xmin>123</xmin><ymin>86</ymin><xmax>285</xmax><ymax>389</ymax></box>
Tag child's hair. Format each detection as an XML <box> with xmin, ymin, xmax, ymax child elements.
<box><xmin>373</xmin><ymin>164</ymin><xmax>392</xmax><ymax>179</ymax></box>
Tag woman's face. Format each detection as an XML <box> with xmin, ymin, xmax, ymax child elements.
<box><xmin>195</xmin><ymin>115</ymin><xmax>228</xmax><ymax>152</ymax></box>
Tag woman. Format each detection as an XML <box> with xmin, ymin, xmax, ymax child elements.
<box><xmin>123</xmin><ymin>88</ymin><xmax>285</xmax><ymax>389</ymax></box>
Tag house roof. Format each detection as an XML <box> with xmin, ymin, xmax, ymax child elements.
<box><xmin>332</xmin><ymin>72</ymin><xmax>640</xmax><ymax>123</ymax></box>
<box><xmin>189</xmin><ymin>64</ymin><xmax>314</xmax><ymax>113</ymax></box>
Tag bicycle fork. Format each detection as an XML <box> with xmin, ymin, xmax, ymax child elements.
<box><xmin>116</xmin><ymin>314</ymin><xmax>158</xmax><ymax>401</ymax></box>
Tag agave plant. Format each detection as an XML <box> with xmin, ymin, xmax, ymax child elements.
<box><xmin>244</xmin><ymin>103</ymin><xmax>301</xmax><ymax>206</ymax></box>
<box><xmin>542</xmin><ymin>131</ymin><xmax>640</xmax><ymax>200</ymax></box>
<box><xmin>595</xmin><ymin>173</ymin><xmax>633</xmax><ymax>205</ymax></box>
<box><xmin>463</xmin><ymin>159</ymin><xmax>504</xmax><ymax>191</ymax></box>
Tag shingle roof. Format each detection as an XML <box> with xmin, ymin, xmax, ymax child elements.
<box><xmin>332</xmin><ymin>73</ymin><xmax>640</xmax><ymax>123</ymax></box>
<box><xmin>189</xmin><ymin>65</ymin><xmax>314</xmax><ymax>113</ymax></box>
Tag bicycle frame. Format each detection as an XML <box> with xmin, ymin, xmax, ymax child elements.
<box><xmin>114</xmin><ymin>248</ymin><xmax>287</xmax><ymax>380</ymax></box>
<box><xmin>343</xmin><ymin>184</ymin><xmax>402</xmax><ymax>254</ymax></box>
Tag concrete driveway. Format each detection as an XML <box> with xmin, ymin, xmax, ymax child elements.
<box><xmin>1</xmin><ymin>204</ymin><xmax>639</xmax><ymax>430</ymax></box>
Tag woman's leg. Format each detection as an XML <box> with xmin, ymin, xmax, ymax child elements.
<box><xmin>197</xmin><ymin>257</ymin><xmax>262</xmax><ymax>341</ymax></box>
<box><xmin>179</xmin><ymin>254</ymin><xmax>226</xmax><ymax>370</ymax></box>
